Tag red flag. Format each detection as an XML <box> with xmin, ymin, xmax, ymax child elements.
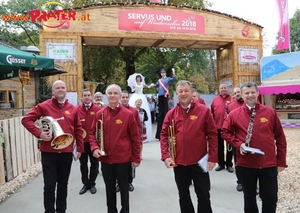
<box><xmin>276</xmin><ymin>0</ymin><xmax>290</xmax><ymax>51</ymax></box>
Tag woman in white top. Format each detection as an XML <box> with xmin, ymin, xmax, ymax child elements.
<box><xmin>128</xmin><ymin>75</ymin><xmax>153</xmax><ymax>142</ymax></box>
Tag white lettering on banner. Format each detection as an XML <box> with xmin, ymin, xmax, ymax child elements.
<box><xmin>6</xmin><ymin>55</ymin><xmax>26</xmax><ymax>64</ymax></box>
<box><xmin>138</xmin><ymin>18</ymin><xmax>180</xmax><ymax>28</ymax></box>
<box><xmin>133</xmin><ymin>15</ymin><xmax>197</xmax><ymax>30</ymax></box>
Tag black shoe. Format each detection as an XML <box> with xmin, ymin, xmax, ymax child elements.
<box><xmin>227</xmin><ymin>166</ymin><xmax>234</xmax><ymax>173</ymax></box>
<box><xmin>79</xmin><ymin>185</ymin><xmax>90</xmax><ymax>195</ymax></box>
<box><xmin>215</xmin><ymin>166</ymin><xmax>225</xmax><ymax>171</ymax></box>
<box><xmin>129</xmin><ymin>183</ymin><xmax>134</xmax><ymax>192</ymax></box>
<box><xmin>90</xmin><ymin>186</ymin><xmax>97</xmax><ymax>194</ymax></box>
<box><xmin>116</xmin><ymin>184</ymin><xmax>120</xmax><ymax>193</ymax></box>
<box><xmin>236</xmin><ymin>184</ymin><xmax>243</xmax><ymax>192</ymax></box>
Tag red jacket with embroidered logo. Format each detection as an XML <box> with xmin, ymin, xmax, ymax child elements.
<box><xmin>21</xmin><ymin>97</ymin><xmax>84</xmax><ymax>153</ymax></box>
<box><xmin>160</xmin><ymin>101</ymin><xmax>218</xmax><ymax>165</ymax></box>
<box><xmin>211</xmin><ymin>94</ymin><xmax>231</xmax><ymax>129</ymax></box>
<box><xmin>89</xmin><ymin>105</ymin><xmax>141</xmax><ymax>164</ymax></box>
<box><xmin>221</xmin><ymin>102</ymin><xmax>287</xmax><ymax>169</ymax></box>
<box><xmin>77</xmin><ymin>103</ymin><xmax>101</xmax><ymax>142</ymax></box>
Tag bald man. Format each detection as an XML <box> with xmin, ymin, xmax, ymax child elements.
<box><xmin>211</xmin><ymin>83</ymin><xmax>233</xmax><ymax>173</ymax></box>
<box><xmin>22</xmin><ymin>80</ymin><xmax>84</xmax><ymax>213</ymax></box>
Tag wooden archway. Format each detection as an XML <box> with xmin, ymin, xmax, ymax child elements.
<box><xmin>39</xmin><ymin>3</ymin><xmax>263</xmax><ymax>99</ymax></box>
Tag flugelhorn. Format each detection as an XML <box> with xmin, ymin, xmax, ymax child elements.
<box><xmin>35</xmin><ymin>116</ymin><xmax>74</xmax><ymax>150</ymax></box>
<box><xmin>80</xmin><ymin>119</ymin><xmax>87</xmax><ymax>138</ymax></box>
<box><xmin>96</xmin><ymin>112</ymin><xmax>106</xmax><ymax>156</ymax></box>
<box><xmin>168</xmin><ymin>119</ymin><xmax>177</xmax><ymax>167</ymax></box>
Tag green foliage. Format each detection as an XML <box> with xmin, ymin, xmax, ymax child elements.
<box><xmin>83</xmin><ymin>46</ymin><xmax>126</xmax><ymax>93</ymax></box>
<box><xmin>38</xmin><ymin>77</ymin><xmax>52</xmax><ymax>103</ymax></box>
<box><xmin>0</xmin><ymin>0</ymin><xmax>41</xmax><ymax>47</ymax></box>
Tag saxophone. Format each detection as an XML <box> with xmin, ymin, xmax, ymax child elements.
<box><xmin>168</xmin><ymin>119</ymin><xmax>177</xmax><ymax>167</ymax></box>
<box><xmin>96</xmin><ymin>112</ymin><xmax>106</xmax><ymax>156</ymax></box>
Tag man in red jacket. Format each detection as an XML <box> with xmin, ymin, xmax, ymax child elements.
<box><xmin>77</xmin><ymin>89</ymin><xmax>101</xmax><ymax>195</ymax></box>
<box><xmin>222</xmin><ymin>81</ymin><xmax>287</xmax><ymax>213</ymax></box>
<box><xmin>211</xmin><ymin>83</ymin><xmax>233</xmax><ymax>172</ymax></box>
<box><xmin>228</xmin><ymin>86</ymin><xmax>244</xmax><ymax>192</ymax></box>
<box><xmin>89</xmin><ymin>84</ymin><xmax>141</xmax><ymax>213</ymax></box>
<box><xmin>114</xmin><ymin>90</ymin><xmax>141</xmax><ymax>192</ymax></box>
<box><xmin>160</xmin><ymin>80</ymin><xmax>218</xmax><ymax>213</ymax></box>
<box><xmin>192</xmin><ymin>89</ymin><xmax>206</xmax><ymax>105</ymax></box>
<box><xmin>22</xmin><ymin>80</ymin><xmax>84</xmax><ymax>213</ymax></box>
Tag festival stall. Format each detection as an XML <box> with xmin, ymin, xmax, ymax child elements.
<box><xmin>258</xmin><ymin>51</ymin><xmax>300</xmax><ymax>127</ymax></box>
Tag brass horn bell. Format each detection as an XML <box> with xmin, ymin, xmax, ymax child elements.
<box><xmin>35</xmin><ymin>116</ymin><xmax>74</xmax><ymax>150</ymax></box>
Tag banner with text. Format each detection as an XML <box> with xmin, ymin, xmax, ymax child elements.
<box><xmin>276</xmin><ymin>0</ymin><xmax>290</xmax><ymax>51</ymax></box>
<box><xmin>118</xmin><ymin>10</ymin><xmax>205</xmax><ymax>34</ymax></box>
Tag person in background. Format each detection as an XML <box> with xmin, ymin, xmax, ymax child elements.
<box><xmin>211</xmin><ymin>83</ymin><xmax>233</xmax><ymax>173</ymax></box>
<box><xmin>192</xmin><ymin>89</ymin><xmax>206</xmax><ymax>105</ymax></box>
<box><xmin>115</xmin><ymin>90</ymin><xmax>142</xmax><ymax>193</ymax></box>
<box><xmin>160</xmin><ymin>80</ymin><xmax>218</xmax><ymax>213</ymax></box>
<box><xmin>149</xmin><ymin>68</ymin><xmax>176</xmax><ymax>140</ymax></box>
<box><xmin>77</xmin><ymin>89</ymin><xmax>101</xmax><ymax>195</ymax></box>
<box><xmin>94</xmin><ymin>91</ymin><xmax>106</xmax><ymax>107</ymax></box>
<box><xmin>168</xmin><ymin>97</ymin><xmax>175</xmax><ymax>109</ymax></box>
<box><xmin>228</xmin><ymin>86</ymin><xmax>244</xmax><ymax>192</ymax></box>
<box><xmin>155</xmin><ymin>97</ymin><xmax>159</xmax><ymax>123</ymax></box>
<box><xmin>21</xmin><ymin>80</ymin><xmax>84</xmax><ymax>213</ymax></box>
<box><xmin>135</xmin><ymin>98</ymin><xmax>148</xmax><ymax>144</ymax></box>
<box><xmin>148</xmin><ymin>97</ymin><xmax>156</xmax><ymax>123</ymax></box>
<box><xmin>89</xmin><ymin>84</ymin><xmax>141</xmax><ymax>213</ymax></box>
<box><xmin>222</xmin><ymin>81</ymin><xmax>287</xmax><ymax>213</ymax></box>
<box><xmin>128</xmin><ymin>74</ymin><xmax>152</xmax><ymax>142</ymax></box>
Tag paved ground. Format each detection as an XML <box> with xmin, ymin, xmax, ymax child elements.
<box><xmin>0</xmin><ymin>124</ymin><xmax>262</xmax><ymax>213</ymax></box>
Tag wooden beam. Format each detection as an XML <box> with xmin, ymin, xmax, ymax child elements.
<box><xmin>77</xmin><ymin>36</ymin><xmax>83</xmax><ymax>99</ymax></box>
<box><xmin>151</xmin><ymin>39</ymin><xmax>165</xmax><ymax>47</ymax></box>
<box><xmin>118</xmin><ymin>38</ymin><xmax>124</xmax><ymax>46</ymax></box>
<box><xmin>237</xmin><ymin>72</ymin><xmax>260</xmax><ymax>76</ymax></box>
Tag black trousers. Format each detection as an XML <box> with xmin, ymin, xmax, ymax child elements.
<box><xmin>239</xmin><ymin>166</ymin><xmax>278</xmax><ymax>213</ymax></box>
<box><xmin>101</xmin><ymin>162</ymin><xmax>130</xmax><ymax>213</ymax></box>
<box><xmin>41</xmin><ymin>152</ymin><xmax>73</xmax><ymax>213</ymax></box>
<box><xmin>232</xmin><ymin>147</ymin><xmax>242</xmax><ymax>184</ymax></box>
<box><xmin>174</xmin><ymin>165</ymin><xmax>213</xmax><ymax>213</ymax></box>
<box><xmin>79</xmin><ymin>142</ymin><xmax>99</xmax><ymax>187</ymax></box>
<box><xmin>156</xmin><ymin>95</ymin><xmax>169</xmax><ymax>140</ymax></box>
<box><xmin>217</xmin><ymin>129</ymin><xmax>233</xmax><ymax>167</ymax></box>
<box><xmin>150</xmin><ymin>111</ymin><xmax>155</xmax><ymax>123</ymax></box>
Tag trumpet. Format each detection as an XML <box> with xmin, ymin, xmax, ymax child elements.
<box><xmin>96</xmin><ymin>112</ymin><xmax>106</xmax><ymax>156</ymax></box>
<box><xmin>168</xmin><ymin>119</ymin><xmax>177</xmax><ymax>167</ymax></box>
<box><xmin>35</xmin><ymin>116</ymin><xmax>73</xmax><ymax>150</ymax></box>
<box><xmin>80</xmin><ymin>119</ymin><xmax>87</xmax><ymax>138</ymax></box>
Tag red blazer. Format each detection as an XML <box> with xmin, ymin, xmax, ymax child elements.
<box><xmin>211</xmin><ymin>94</ymin><xmax>231</xmax><ymax>129</ymax></box>
<box><xmin>160</xmin><ymin>101</ymin><xmax>218</xmax><ymax>165</ymax></box>
<box><xmin>77</xmin><ymin>102</ymin><xmax>101</xmax><ymax>142</ymax></box>
<box><xmin>222</xmin><ymin>102</ymin><xmax>287</xmax><ymax>169</ymax></box>
<box><xmin>89</xmin><ymin>105</ymin><xmax>141</xmax><ymax>164</ymax></box>
<box><xmin>21</xmin><ymin>97</ymin><xmax>84</xmax><ymax>153</ymax></box>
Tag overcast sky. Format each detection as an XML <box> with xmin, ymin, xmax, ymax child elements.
<box><xmin>209</xmin><ymin>0</ymin><xmax>300</xmax><ymax>56</ymax></box>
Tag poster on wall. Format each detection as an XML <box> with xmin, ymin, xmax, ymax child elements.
<box><xmin>238</xmin><ymin>48</ymin><xmax>259</xmax><ymax>64</ymax></box>
<box><xmin>66</xmin><ymin>92</ymin><xmax>78</xmax><ymax>106</ymax></box>
<box><xmin>46</xmin><ymin>43</ymin><xmax>76</xmax><ymax>62</ymax></box>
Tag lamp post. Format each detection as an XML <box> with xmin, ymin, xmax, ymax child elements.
<box><xmin>20</xmin><ymin>46</ymin><xmax>41</xmax><ymax>116</ymax></box>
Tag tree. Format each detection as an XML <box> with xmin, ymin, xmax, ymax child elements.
<box><xmin>38</xmin><ymin>77</ymin><xmax>52</xmax><ymax>103</ymax></box>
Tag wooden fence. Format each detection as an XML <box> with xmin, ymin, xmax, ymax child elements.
<box><xmin>0</xmin><ymin>116</ymin><xmax>40</xmax><ymax>186</ymax></box>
